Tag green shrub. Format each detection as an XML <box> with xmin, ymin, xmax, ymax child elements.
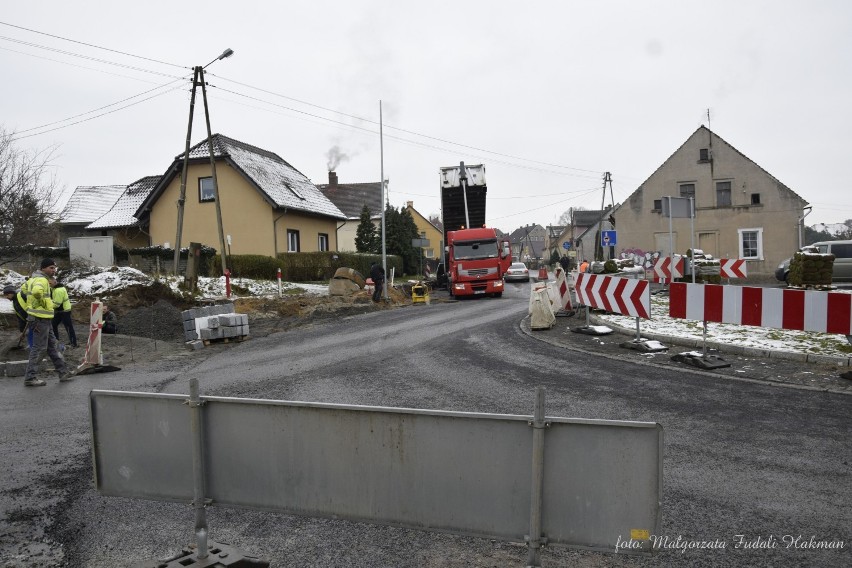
<box><xmin>270</xmin><ymin>251</ymin><xmax>403</xmax><ymax>282</ymax></box>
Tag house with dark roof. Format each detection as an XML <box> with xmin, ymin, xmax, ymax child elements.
<box><xmin>86</xmin><ymin>176</ymin><xmax>161</xmax><ymax>248</ymax></box>
<box><xmin>134</xmin><ymin>134</ymin><xmax>346</xmax><ymax>257</ymax></box>
<box><xmin>58</xmin><ymin>184</ymin><xmax>125</xmax><ymax>244</ymax></box>
<box><xmin>508</xmin><ymin>224</ymin><xmax>547</xmax><ymax>262</ymax></box>
<box><xmin>612</xmin><ymin>126</ymin><xmax>808</xmax><ymax>277</ymax></box>
<box><xmin>316</xmin><ymin>171</ymin><xmax>383</xmax><ymax>252</ymax></box>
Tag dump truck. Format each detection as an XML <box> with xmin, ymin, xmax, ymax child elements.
<box><xmin>437</xmin><ymin>162</ymin><xmax>511</xmax><ymax>297</ymax></box>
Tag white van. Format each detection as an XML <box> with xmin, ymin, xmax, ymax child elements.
<box><xmin>775</xmin><ymin>240</ymin><xmax>852</xmax><ymax>283</ymax></box>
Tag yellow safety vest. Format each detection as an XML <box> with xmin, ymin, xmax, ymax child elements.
<box><xmin>25</xmin><ymin>273</ymin><xmax>55</xmax><ymax>319</ymax></box>
<box><xmin>51</xmin><ymin>286</ymin><xmax>72</xmax><ymax>313</ymax></box>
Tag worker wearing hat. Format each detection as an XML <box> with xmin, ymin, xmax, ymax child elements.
<box><xmin>3</xmin><ymin>285</ymin><xmax>29</xmax><ymax>335</ymax></box>
<box><xmin>23</xmin><ymin>258</ymin><xmax>73</xmax><ymax>386</ymax></box>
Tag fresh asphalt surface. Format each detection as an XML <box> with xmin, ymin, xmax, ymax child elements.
<box><xmin>1</xmin><ymin>280</ymin><xmax>850</xmax><ymax>567</ymax></box>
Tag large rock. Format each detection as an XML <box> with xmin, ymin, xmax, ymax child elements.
<box><xmin>329</xmin><ymin>277</ymin><xmax>362</xmax><ymax>296</ymax></box>
<box><xmin>332</xmin><ymin>267</ymin><xmax>366</xmax><ymax>288</ymax></box>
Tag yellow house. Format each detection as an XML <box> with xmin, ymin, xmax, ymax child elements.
<box><xmin>405</xmin><ymin>201</ymin><xmax>442</xmax><ymax>260</ymax></box>
<box><xmin>136</xmin><ymin>134</ymin><xmax>346</xmax><ymax>256</ymax></box>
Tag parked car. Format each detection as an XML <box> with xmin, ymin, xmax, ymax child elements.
<box><xmin>504</xmin><ymin>262</ymin><xmax>530</xmax><ymax>282</ymax></box>
<box><xmin>775</xmin><ymin>240</ymin><xmax>852</xmax><ymax>283</ymax></box>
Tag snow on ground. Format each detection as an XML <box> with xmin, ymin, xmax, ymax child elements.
<box><xmin>597</xmin><ymin>292</ymin><xmax>852</xmax><ymax>358</ymax></box>
<box><xmin>2</xmin><ymin>267</ymin><xmax>849</xmax><ymax>358</ymax></box>
<box><xmin>0</xmin><ymin>267</ymin><xmax>328</xmax><ymax>315</ymax></box>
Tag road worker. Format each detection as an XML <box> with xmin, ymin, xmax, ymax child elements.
<box><xmin>23</xmin><ymin>258</ymin><xmax>73</xmax><ymax>386</ymax></box>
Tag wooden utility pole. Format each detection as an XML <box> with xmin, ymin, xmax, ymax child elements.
<box><xmin>172</xmin><ymin>49</ymin><xmax>233</xmax><ymax>277</ymax></box>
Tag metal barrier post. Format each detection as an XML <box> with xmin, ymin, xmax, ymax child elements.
<box><xmin>188</xmin><ymin>379</ymin><xmax>208</xmax><ymax>559</ymax></box>
<box><xmin>526</xmin><ymin>387</ymin><xmax>547</xmax><ymax>567</ymax></box>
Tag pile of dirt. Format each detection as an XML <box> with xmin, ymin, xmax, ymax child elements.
<box><xmin>1</xmin><ymin>281</ymin><xmax>416</xmax><ymax>345</ymax></box>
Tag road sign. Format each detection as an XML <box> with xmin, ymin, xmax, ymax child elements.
<box><xmin>653</xmin><ymin>257</ymin><xmax>684</xmax><ymax>280</ymax></box>
<box><xmin>719</xmin><ymin>259</ymin><xmax>748</xmax><ymax>278</ymax></box>
<box><xmin>562</xmin><ymin>242</ymin><xmax>571</xmax><ymax>250</ymax></box>
<box><xmin>574</xmin><ymin>273</ymin><xmax>650</xmax><ymax>319</ymax></box>
<box><xmin>601</xmin><ymin>230</ymin><xmax>617</xmax><ymax>247</ymax></box>
<box><xmin>411</xmin><ymin>238</ymin><xmax>430</xmax><ymax>247</ymax></box>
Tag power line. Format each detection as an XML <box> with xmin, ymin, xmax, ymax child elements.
<box><xmin>11</xmin><ymin>83</ymin><xmax>187</xmax><ymax>141</ymax></box>
<box><xmin>14</xmin><ymin>77</ymin><xmax>189</xmax><ymax>135</ymax></box>
<box><xmin>0</xmin><ymin>20</ymin><xmax>185</xmax><ymax>68</ymax></box>
<box><xmin>0</xmin><ymin>35</ymin><xmax>184</xmax><ymax>79</ymax></box>
<box><xmin>208</xmin><ymin>85</ymin><xmax>603</xmax><ymax>180</ymax></box>
<box><xmin>0</xmin><ymin>45</ymin><xmax>181</xmax><ymax>85</ymax></box>
<box><xmin>210</xmin><ymin>73</ymin><xmax>606</xmax><ymax>177</ymax></box>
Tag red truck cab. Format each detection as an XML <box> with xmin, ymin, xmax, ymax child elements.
<box><xmin>446</xmin><ymin>227</ymin><xmax>511</xmax><ymax>297</ymax></box>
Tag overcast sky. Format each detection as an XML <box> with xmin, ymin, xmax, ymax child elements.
<box><xmin>2</xmin><ymin>1</ymin><xmax>850</xmax><ymax>235</ymax></box>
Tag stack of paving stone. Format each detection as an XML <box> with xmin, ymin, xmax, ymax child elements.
<box><xmin>182</xmin><ymin>303</ymin><xmax>250</xmax><ymax>348</ymax></box>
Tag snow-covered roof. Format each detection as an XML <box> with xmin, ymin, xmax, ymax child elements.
<box><xmin>87</xmin><ymin>176</ymin><xmax>161</xmax><ymax>229</ymax></box>
<box><xmin>60</xmin><ymin>185</ymin><xmax>126</xmax><ymax>224</ymax></box>
<box><xmin>138</xmin><ymin>134</ymin><xmax>346</xmax><ymax>220</ymax></box>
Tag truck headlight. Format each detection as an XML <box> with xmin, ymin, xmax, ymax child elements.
<box><xmin>453</xmin><ymin>283</ymin><xmax>465</xmax><ymax>291</ymax></box>
<box><xmin>494</xmin><ymin>280</ymin><xmax>503</xmax><ymax>287</ymax></box>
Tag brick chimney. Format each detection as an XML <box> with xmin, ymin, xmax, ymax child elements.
<box><xmin>328</xmin><ymin>171</ymin><xmax>338</xmax><ymax>186</ymax></box>
<box><xmin>407</xmin><ymin>200</ymin><xmax>413</xmax><ymax>208</ymax></box>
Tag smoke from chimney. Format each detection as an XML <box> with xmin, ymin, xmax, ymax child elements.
<box><xmin>326</xmin><ymin>145</ymin><xmax>350</xmax><ymax>172</ymax></box>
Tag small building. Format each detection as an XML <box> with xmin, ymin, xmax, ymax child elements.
<box><xmin>86</xmin><ymin>176</ymin><xmax>161</xmax><ymax>249</ymax></box>
<box><xmin>317</xmin><ymin>171</ymin><xmax>383</xmax><ymax>252</ymax></box>
<box><xmin>58</xmin><ymin>185</ymin><xmax>125</xmax><ymax>245</ymax></box>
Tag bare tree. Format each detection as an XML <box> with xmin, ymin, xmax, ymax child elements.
<box><xmin>0</xmin><ymin>127</ymin><xmax>62</xmax><ymax>247</ymax></box>
<box><xmin>557</xmin><ymin>206</ymin><xmax>586</xmax><ymax>226</ymax></box>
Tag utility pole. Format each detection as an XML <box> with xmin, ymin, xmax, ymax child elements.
<box><xmin>597</xmin><ymin>172</ymin><xmax>614</xmax><ymax>261</ymax></box>
<box><xmin>379</xmin><ymin>101</ymin><xmax>387</xmax><ymax>300</ymax></box>
<box><xmin>199</xmin><ymin>68</ymin><xmax>229</xmax><ymax>276</ymax></box>
<box><xmin>173</xmin><ymin>67</ymin><xmax>200</xmax><ymax>275</ymax></box>
<box><xmin>171</xmin><ymin>49</ymin><xmax>233</xmax><ymax>277</ymax></box>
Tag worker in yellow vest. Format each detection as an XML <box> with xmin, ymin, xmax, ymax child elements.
<box><xmin>50</xmin><ymin>277</ymin><xmax>78</xmax><ymax>348</ymax></box>
<box><xmin>24</xmin><ymin>258</ymin><xmax>73</xmax><ymax>386</ymax></box>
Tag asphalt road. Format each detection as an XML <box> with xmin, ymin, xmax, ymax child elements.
<box><xmin>1</xmin><ymin>281</ymin><xmax>850</xmax><ymax>567</ymax></box>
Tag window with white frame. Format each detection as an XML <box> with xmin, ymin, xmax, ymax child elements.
<box><xmin>287</xmin><ymin>229</ymin><xmax>300</xmax><ymax>253</ymax></box>
<box><xmin>318</xmin><ymin>233</ymin><xmax>329</xmax><ymax>252</ymax></box>
<box><xmin>738</xmin><ymin>228</ymin><xmax>763</xmax><ymax>260</ymax></box>
<box><xmin>199</xmin><ymin>177</ymin><xmax>215</xmax><ymax>202</ymax></box>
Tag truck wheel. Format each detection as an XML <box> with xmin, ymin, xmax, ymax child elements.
<box><xmin>493</xmin><ymin>292</ymin><xmax>503</xmax><ymax>298</ymax></box>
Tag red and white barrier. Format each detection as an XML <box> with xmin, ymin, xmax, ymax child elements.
<box><xmin>653</xmin><ymin>257</ymin><xmax>684</xmax><ymax>280</ymax></box>
<box><xmin>82</xmin><ymin>300</ymin><xmax>104</xmax><ymax>366</ymax></box>
<box><xmin>554</xmin><ymin>267</ymin><xmax>573</xmax><ymax>311</ymax></box>
<box><xmin>669</xmin><ymin>283</ymin><xmax>852</xmax><ymax>335</ymax></box>
<box><xmin>575</xmin><ymin>273</ymin><xmax>651</xmax><ymax>319</ymax></box>
<box><xmin>719</xmin><ymin>259</ymin><xmax>748</xmax><ymax>279</ymax></box>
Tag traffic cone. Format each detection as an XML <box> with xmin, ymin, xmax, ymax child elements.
<box><xmin>538</xmin><ymin>266</ymin><xmax>548</xmax><ymax>280</ymax></box>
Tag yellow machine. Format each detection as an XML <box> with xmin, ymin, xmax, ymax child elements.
<box><xmin>411</xmin><ymin>282</ymin><xmax>429</xmax><ymax>304</ymax></box>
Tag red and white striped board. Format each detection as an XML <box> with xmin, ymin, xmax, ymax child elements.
<box><xmin>82</xmin><ymin>300</ymin><xmax>104</xmax><ymax>366</ymax></box>
<box><xmin>575</xmin><ymin>273</ymin><xmax>651</xmax><ymax>319</ymax></box>
<box><xmin>653</xmin><ymin>257</ymin><xmax>684</xmax><ymax>280</ymax></box>
<box><xmin>669</xmin><ymin>283</ymin><xmax>852</xmax><ymax>334</ymax></box>
<box><xmin>554</xmin><ymin>266</ymin><xmax>573</xmax><ymax>311</ymax></box>
<box><xmin>719</xmin><ymin>259</ymin><xmax>748</xmax><ymax>279</ymax></box>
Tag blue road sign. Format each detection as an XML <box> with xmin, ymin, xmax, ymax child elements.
<box><xmin>562</xmin><ymin>242</ymin><xmax>571</xmax><ymax>250</ymax></box>
<box><xmin>601</xmin><ymin>230</ymin><xmax>617</xmax><ymax>247</ymax></box>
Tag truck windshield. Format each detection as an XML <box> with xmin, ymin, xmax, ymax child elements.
<box><xmin>453</xmin><ymin>240</ymin><xmax>498</xmax><ymax>260</ymax></box>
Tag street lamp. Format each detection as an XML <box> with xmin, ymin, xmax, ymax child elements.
<box><xmin>172</xmin><ymin>48</ymin><xmax>235</xmax><ymax>277</ymax></box>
